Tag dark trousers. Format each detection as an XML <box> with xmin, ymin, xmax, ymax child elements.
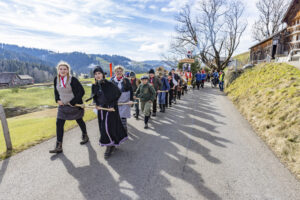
<box><xmin>201</xmin><ymin>80</ymin><xmax>204</xmax><ymax>88</ymax></box>
<box><xmin>56</xmin><ymin>118</ymin><xmax>87</xmax><ymax>142</ymax></box>
<box><xmin>196</xmin><ymin>81</ymin><xmax>200</xmax><ymax>89</ymax></box>
<box><xmin>166</xmin><ymin>90</ymin><xmax>173</xmax><ymax>106</ymax></box>
<box><xmin>153</xmin><ymin>94</ymin><xmax>158</xmax><ymax>113</ymax></box>
<box><xmin>135</xmin><ymin>99</ymin><xmax>140</xmax><ymax>117</ymax></box>
<box><xmin>219</xmin><ymin>81</ymin><xmax>224</xmax><ymax>91</ymax></box>
<box><xmin>174</xmin><ymin>86</ymin><xmax>177</xmax><ymax>99</ymax></box>
<box><xmin>177</xmin><ymin>88</ymin><xmax>181</xmax><ymax>100</ymax></box>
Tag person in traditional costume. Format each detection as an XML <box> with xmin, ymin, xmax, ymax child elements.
<box><xmin>111</xmin><ymin>65</ymin><xmax>134</xmax><ymax>133</ymax></box>
<box><xmin>135</xmin><ymin>75</ymin><xmax>156</xmax><ymax>129</ymax></box>
<box><xmin>148</xmin><ymin>69</ymin><xmax>162</xmax><ymax>116</ymax></box>
<box><xmin>156</xmin><ymin>67</ymin><xmax>170</xmax><ymax>113</ymax></box>
<box><xmin>166</xmin><ymin>72</ymin><xmax>175</xmax><ymax>107</ymax></box>
<box><xmin>170</xmin><ymin>68</ymin><xmax>180</xmax><ymax>103</ymax></box>
<box><xmin>129</xmin><ymin>72</ymin><xmax>141</xmax><ymax>120</ymax></box>
<box><xmin>91</xmin><ymin>66</ymin><xmax>128</xmax><ymax>158</ymax></box>
<box><xmin>49</xmin><ymin>61</ymin><xmax>88</xmax><ymax>154</ymax></box>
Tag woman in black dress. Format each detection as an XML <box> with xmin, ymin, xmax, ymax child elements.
<box><xmin>91</xmin><ymin>66</ymin><xmax>128</xmax><ymax>158</ymax></box>
<box><xmin>49</xmin><ymin>61</ymin><xmax>89</xmax><ymax>154</ymax></box>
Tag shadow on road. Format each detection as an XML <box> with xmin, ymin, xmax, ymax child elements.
<box><xmin>49</xmin><ymin>87</ymin><xmax>228</xmax><ymax>199</ymax></box>
<box><xmin>51</xmin><ymin>143</ymin><xmax>132</xmax><ymax>200</ymax></box>
<box><xmin>0</xmin><ymin>157</ymin><xmax>10</xmax><ymax>184</ymax></box>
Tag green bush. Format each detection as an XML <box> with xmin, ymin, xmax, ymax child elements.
<box><xmin>11</xmin><ymin>87</ymin><xmax>19</xmax><ymax>93</ymax></box>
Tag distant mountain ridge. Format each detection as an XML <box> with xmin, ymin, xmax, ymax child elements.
<box><xmin>0</xmin><ymin>43</ymin><xmax>169</xmax><ymax>74</ymax></box>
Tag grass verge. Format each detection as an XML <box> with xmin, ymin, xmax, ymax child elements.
<box><xmin>226</xmin><ymin>63</ymin><xmax>300</xmax><ymax>179</ymax></box>
<box><xmin>0</xmin><ymin>108</ymin><xmax>97</xmax><ymax>160</ymax></box>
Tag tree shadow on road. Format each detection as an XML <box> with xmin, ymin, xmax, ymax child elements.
<box><xmin>106</xmin><ymin>123</ymin><xmax>222</xmax><ymax>200</ymax></box>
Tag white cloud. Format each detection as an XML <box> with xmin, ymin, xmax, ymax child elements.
<box><xmin>149</xmin><ymin>5</ymin><xmax>157</xmax><ymax>9</ymax></box>
<box><xmin>0</xmin><ymin>0</ymin><xmax>262</xmax><ymax>60</ymax></box>
<box><xmin>139</xmin><ymin>42</ymin><xmax>167</xmax><ymax>53</ymax></box>
<box><xmin>161</xmin><ymin>0</ymin><xmax>190</xmax><ymax>12</ymax></box>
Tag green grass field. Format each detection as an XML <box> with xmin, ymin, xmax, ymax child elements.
<box><xmin>226</xmin><ymin>63</ymin><xmax>300</xmax><ymax>179</ymax></box>
<box><xmin>0</xmin><ymin>85</ymin><xmax>93</xmax><ymax>109</ymax></box>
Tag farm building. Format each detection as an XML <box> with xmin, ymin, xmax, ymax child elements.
<box><xmin>250</xmin><ymin>0</ymin><xmax>300</xmax><ymax>63</ymax></box>
<box><xmin>19</xmin><ymin>75</ymin><xmax>34</xmax><ymax>85</ymax></box>
<box><xmin>0</xmin><ymin>72</ymin><xmax>34</xmax><ymax>87</ymax></box>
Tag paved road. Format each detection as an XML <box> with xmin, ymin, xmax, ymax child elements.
<box><xmin>1</xmin><ymin>86</ymin><xmax>300</xmax><ymax>200</ymax></box>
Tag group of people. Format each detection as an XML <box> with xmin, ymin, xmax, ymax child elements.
<box><xmin>194</xmin><ymin>69</ymin><xmax>225</xmax><ymax>91</ymax></box>
<box><xmin>49</xmin><ymin>61</ymin><xmax>191</xmax><ymax>158</ymax></box>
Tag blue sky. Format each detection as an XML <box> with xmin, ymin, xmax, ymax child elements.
<box><xmin>0</xmin><ymin>0</ymin><xmax>260</xmax><ymax>61</ymax></box>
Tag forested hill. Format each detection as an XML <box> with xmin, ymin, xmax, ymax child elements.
<box><xmin>0</xmin><ymin>59</ymin><xmax>56</xmax><ymax>83</ymax></box>
<box><xmin>0</xmin><ymin>43</ymin><xmax>167</xmax><ymax>74</ymax></box>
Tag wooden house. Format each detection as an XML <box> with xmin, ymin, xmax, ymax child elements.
<box><xmin>0</xmin><ymin>73</ymin><xmax>34</xmax><ymax>87</ymax></box>
<box><xmin>250</xmin><ymin>0</ymin><xmax>300</xmax><ymax>63</ymax></box>
<box><xmin>19</xmin><ymin>75</ymin><xmax>34</xmax><ymax>85</ymax></box>
<box><xmin>0</xmin><ymin>72</ymin><xmax>22</xmax><ymax>87</ymax></box>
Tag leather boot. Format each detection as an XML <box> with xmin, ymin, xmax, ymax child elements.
<box><xmin>80</xmin><ymin>134</ymin><xmax>89</xmax><ymax>145</ymax></box>
<box><xmin>49</xmin><ymin>142</ymin><xmax>63</xmax><ymax>154</ymax></box>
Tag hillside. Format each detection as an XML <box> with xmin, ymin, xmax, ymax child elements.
<box><xmin>0</xmin><ymin>43</ymin><xmax>168</xmax><ymax>74</ymax></box>
<box><xmin>233</xmin><ymin>52</ymin><xmax>250</xmax><ymax>67</ymax></box>
<box><xmin>226</xmin><ymin>63</ymin><xmax>300</xmax><ymax>179</ymax></box>
<box><xmin>0</xmin><ymin>59</ymin><xmax>56</xmax><ymax>83</ymax></box>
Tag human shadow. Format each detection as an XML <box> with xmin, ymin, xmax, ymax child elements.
<box><xmin>51</xmin><ymin>143</ymin><xmax>131</xmax><ymax>200</ymax></box>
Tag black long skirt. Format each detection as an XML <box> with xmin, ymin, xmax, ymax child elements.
<box><xmin>97</xmin><ymin>108</ymin><xmax>128</xmax><ymax>146</ymax></box>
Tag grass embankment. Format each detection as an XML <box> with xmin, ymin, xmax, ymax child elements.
<box><xmin>226</xmin><ymin>63</ymin><xmax>300</xmax><ymax>179</ymax></box>
<box><xmin>233</xmin><ymin>52</ymin><xmax>250</xmax><ymax>66</ymax></box>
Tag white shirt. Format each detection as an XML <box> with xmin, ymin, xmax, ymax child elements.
<box><xmin>60</xmin><ymin>76</ymin><xmax>68</xmax><ymax>88</ymax></box>
<box><xmin>114</xmin><ymin>76</ymin><xmax>123</xmax><ymax>90</ymax></box>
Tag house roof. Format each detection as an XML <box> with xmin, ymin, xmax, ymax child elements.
<box><xmin>0</xmin><ymin>72</ymin><xmax>19</xmax><ymax>84</ymax></box>
<box><xmin>282</xmin><ymin>0</ymin><xmax>297</xmax><ymax>23</ymax></box>
<box><xmin>19</xmin><ymin>75</ymin><xmax>33</xmax><ymax>80</ymax></box>
<box><xmin>249</xmin><ymin>28</ymin><xmax>286</xmax><ymax>49</ymax></box>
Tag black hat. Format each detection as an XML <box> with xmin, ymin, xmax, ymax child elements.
<box><xmin>93</xmin><ymin>66</ymin><xmax>104</xmax><ymax>74</ymax></box>
<box><xmin>130</xmin><ymin>72</ymin><xmax>136</xmax><ymax>77</ymax></box>
<box><xmin>168</xmin><ymin>72</ymin><xmax>172</xmax><ymax>76</ymax></box>
<box><xmin>141</xmin><ymin>75</ymin><xmax>149</xmax><ymax>80</ymax></box>
<box><xmin>148</xmin><ymin>69</ymin><xmax>155</xmax><ymax>74</ymax></box>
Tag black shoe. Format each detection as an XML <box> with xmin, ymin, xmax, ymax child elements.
<box><xmin>80</xmin><ymin>134</ymin><xmax>89</xmax><ymax>145</ymax></box>
<box><xmin>135</xmin><ymin>116</ymin><xmax>139</xmax><ymax>120</ymax></box>
<box><xmin>110</xmin><ymin>146</ymin><xmax>116</xmax><ymax>154</ymax></box>
<box><xmin>104</xmin><ymin>147</ymin><xmax>111</xmax><ymax>158</ymax></box>
<box><xmin>152</xmin><ymin>112</ymin><xmax>156</xmax><ymax>117</ymax></box>
<box><xmin>144</xmin><ymin>123</ymin><xmax>148</xmax><ymax>129</ymax></box>
<box><xmin>49</xmin><ymin>142</ymin><xmax>63</xmax><ymax>154</ymax></box>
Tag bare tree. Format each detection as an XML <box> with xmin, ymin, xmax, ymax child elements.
<box><xmin>252</xmin><ymin>0</ymin><xmax>288</xmax><ymax>42</ymax></box>
<box><xmin>174</xmin><ymin>0</ymin><xmax>247</xmax><ymax>71</ymax></box>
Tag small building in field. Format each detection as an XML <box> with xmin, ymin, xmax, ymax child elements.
<box><xmin>0</xmin><ymin>72</ymin><xmax>34</xmax><ymax>87</ymax></box>
<box><xmin>0</xmin><ymin>72</ymin><xmax>22</xmax><ymax>87</ymax></box>
<box><xmin>250</xmin><ymin>0</ymin><xmax>300</xmax><ymax>63</ymax></box>
<box><xmin>19</xmin><ymin>75</ymin><xmax>34</xmax><ymax>85</ymax></box>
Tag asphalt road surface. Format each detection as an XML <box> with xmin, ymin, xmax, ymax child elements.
<box><xmin>1</xmin><ymin>87</ymin><xmax>300</xmax><ymax>200</ymax></box>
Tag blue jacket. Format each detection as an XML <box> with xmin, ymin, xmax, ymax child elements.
<box><xmin>201</xmin><ymin>73</ymin><xmax>206</xmax><ymax>80</ymax></box>
<box><xmin>195</xmin><ymin>73</ymin><xmax>202</xmax><ymax>81</ymax></box>
<box><xmin>160</xmin><ymin>76</ymin><xmax>170</xmax><ymax>91</ymax></box>
<box><xmin>213</xmin><ymin>72</ymin><xmax>219</xmax><ymax>78</ymax></box>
